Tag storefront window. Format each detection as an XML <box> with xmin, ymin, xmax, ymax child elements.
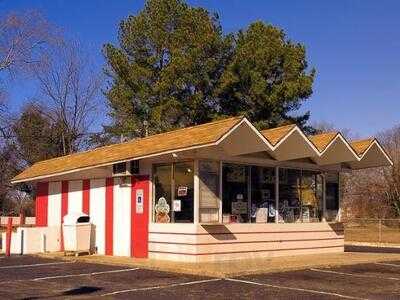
<box><xmin>153</xmin><ymin>164</ymin><xmax>172</xmax><ymax>223</ymax></box>
<box><xmin>278</xmin><ymin>169</ymin><xmax>301</xmax><ymax>223</ymax></box>
<box><xmin>301</xmin><ymin>170</ymin><xmax>322</xmax><ymax>222</ymax></box>
<box><xmin>174</xmin><ymin>162</ymin><xmax>194</xmax><ymax>223</ymax></box>
<box><xmin>222</xmin><ymin>164</ymin><xmax>249</xmax><ymax>223</ymax></box>
<box><xmin>153</xmin><ymin>162</ymin><xmax>194</xmax><ymax>223</ymax></box>
<box><xmin>278</xmin><ymin>169</ymin><xmax>322</xmax><ymax>223</ymax></box>
<box><xmin>250</xmin><ymin>166</ymin><xmax>276</xmax><ymax>223</ymax></box>
<box><xmin>326</xmin><ymin>173</ymin><xmax>339</xmax><ymax>221</ymax></box>
<box><xmin>199</xmin><ymin>161</ymin><xmax>220</xmax><ymax>223</ymax></box>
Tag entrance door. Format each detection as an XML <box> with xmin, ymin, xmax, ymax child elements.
<box><xmin>131</xmin><ymin>175</ymin><xmax>150</xmax><ymax>258</ymax></box>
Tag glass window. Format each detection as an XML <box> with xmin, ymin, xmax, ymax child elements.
<box><xmin>278</xmin><ymin>169</ymin><xmax>302</xmax><ymax>223</ymax></box>
<box><xmin>301</xmin><ymin>170</ymin><xmax>322</xmax><ymax>222</ymax></box>
<box><xmin>173</xmin><ymin>162</ymin><xmax>194</xmax><ymax>223</ymax></box>
<box><xmin>153</xmin><ymin>164</ymin><xmax>172</xmax><ymax>223</ymax></box>
<box><xmin>222</xmin><ymin>164</ymin><xmax>249</xmax><ymax>223</ymax></box>
<box><xmin>153</xmin><ymin>162</ymin><xmax>194</xmax><ymax>223</ymax></box>
<box><xmin>278</xmin><ymin>169</ymin><xmax>323</xmax><ymax>223</ymax></box>
<box><xmin>326</xmin><ymin>173</ymin><xmax>339</xmax><ymax>211</ymax></box>
<box><xmin>199</xmin><ymin>161</ymin><xmax>220</xmax><ymax>223</ymax></box>
<box><xmin>250</xmin><ymin>166</ymin><xmax>276</xmax><ymax>223</ymax></box>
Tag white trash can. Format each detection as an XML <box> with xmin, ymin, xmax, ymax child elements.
<box><xmin>63</xmin><ymin>212</ymin><xmax>92</xmax><ymax>256</ymax></box>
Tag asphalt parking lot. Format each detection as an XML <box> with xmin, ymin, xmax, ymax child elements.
<box><xmin>1</xmin><ymin>255</ymin><xmax>400</xmax><ymax>299</ymax></box>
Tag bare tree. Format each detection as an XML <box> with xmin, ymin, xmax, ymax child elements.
<box><xmin>311</xmin><ymin>120</ymin><xmax>358</xmax><ymax>140</ymax></box>
<box><xmin>342</xmin><ymin>124</ymin><xmax>400</xmax><ymax>219</ymax></box>
<box><xmin>32</xmin><ymin>40</ymin><xmax>104</xmax><ymax>154</ymax></box>
<box><xmin>0</xmin><ymin>10</ymin><xmax>56</xmax><ymax>75</ymax></box>
<box><xmin>0</xmin><ymin>10</ymin><xmax>58</xmax><ymax>144</ymax></box>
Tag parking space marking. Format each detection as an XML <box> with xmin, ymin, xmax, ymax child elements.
<box><xmin>100</xmin><ymin>278</ymin><xmax>222</xmax><ymax>296</ymax></box>
<box><xmin>33</xmin><ymin>267</ymin><xmax>140</xmax><ymax>281</ymax></box>
<box><xmin>310</xmin><ymin>268</ymin><xmax>400</xmax><ymax>281</ymax></box>
<box><xmin>0</xmin><ymin>261</ymin><xmax>73</xmax><ymax>269</ymax></box>
<box><xmin>375</xmin><ymin>262</ymin><xmax>400</xmax><ymax>268</ymax></box>
<box><xmin>225</xmin><ymin>278</ymin><xmax>367</xmax><ymax>300</ymax></box>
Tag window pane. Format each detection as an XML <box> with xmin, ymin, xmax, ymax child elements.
<box><xmin>301</xmin><ymin>170</ymin><xmax>322</xmax><ymax>222</ymax></box>
<box><xmin>222</xmin><ymin>164</ymin><xmax>249</xmax><ymax>223</ymax></box>
<box><xmin>173</xmin><ymin>162</ymin><xmax>194</xmax><ymax>223</ymax></box>
<box><xmin>153</xmin><ymin>164</ymin><xmax>172</xmax><ymax>223</ymax></box>
<box><xmin>326</xmin><ymin>173</ymin><xmax>339</xmax><ymax>221</ymax></box>
<box><xmin>278</xmin><ymin>169</ymin><xmax>301</xmax><ymax>223</ymax></box>
<box><xmin>199</xmin><ymin>161</ymin><xmax>220</xmax><ymax>223</ymax></box>
<box><xmin>250</xmin><ymin>166</ymin><xmax>276</xmax><ymax>223</ymax></box>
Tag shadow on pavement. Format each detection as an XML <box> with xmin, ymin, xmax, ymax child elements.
<box><xmin>345</xmin><ymin>244</ymin><xmax>400</xmax><ymax>253</ymax></box>
<box><xmin>62</xmin><ymin>286</ymin><xmax>102</xmax><ymax>296</ymax></box>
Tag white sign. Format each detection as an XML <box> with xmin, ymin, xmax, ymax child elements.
<box><xmin>136</xmin><ymin>189</ymin><xmax>144</xmax><ymax>214</ymax></box>
<box><xmin>173</xmin><ymin>199</ymin><xmax>181</xmax><ymax>212</ymax></box>
<box><xmin>177</xmin><ymin>186</ymin><xmax>188</xmax><ymax>197</ymax></box>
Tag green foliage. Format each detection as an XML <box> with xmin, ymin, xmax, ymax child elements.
<box><xmin>13</xmin><ymin>103</ymin><xmax>64</xmax><ymax>166</ymax></box>
<box><xmin>104</xmin><ymin>0</ymin><xmax>232</xmax><ymax>137</ymax></box>
<box><xmin>104</xmin><ymin>0</ymin><xmax>315</xmax><ymax>138</ymax></box>
<box><xmin>217</xmin><ymin>21</ymin><xmax>315</xmax><ymax>130</ymax></box>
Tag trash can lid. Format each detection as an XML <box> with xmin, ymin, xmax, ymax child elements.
<box><xmin>63</xmin><ymin>212</ymin><xmax>90</xmax><ymax>225</ymax></box>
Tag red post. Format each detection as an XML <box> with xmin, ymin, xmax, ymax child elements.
<box><xmin>5</xmin><ymin>217</ymin><xmax>13</xmax><ymax>256</ymax></box>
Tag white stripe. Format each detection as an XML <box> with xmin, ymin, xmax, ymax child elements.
<box><xmin>48</xmin><ymin>181</ymin><xmax>62</xmax><ymax>226</ymax></box>
<box><xmin>310</xmin><ymin>268</ymin><xmax>400</xmax><ymax>281</ymax></box>
<box><xmin>225</xmin><ymin>278</ymin><xmax>367</xmax><ymax>300</ymax></box>
<box><xmin>375</xmin><ymin>262</ymin><xmax>400</xmax><ymax>267</ymax></box>
<box><xmin>101</xmin><ymin>278</ymin><xmax>221</xmax><ymax>296</ymax></box>
<box><xmin>33</xmin><ymin>267</ymin><xmax>139</xmax><ymax>281</ymax></box>
<box><xmin>90</xmin><ymin>179</ymin><xmax>106</xmax><ymax>254</ymax></box>
<box><xmin>113</xmin><ymin>178</ymin><xmax>131</xmax><ymax>256</ymax></box>
<box><xmin>68</xmin><ymin>180</ymin><xmax>83</xmax><ymax>214</ymax></box>
<box><xmin>0</xmin><ymin>261</ymin><xmax>72</xmax><ymax>269</ymax></box>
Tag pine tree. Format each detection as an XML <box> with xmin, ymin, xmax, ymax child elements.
<box><xmin>104</xmin><ymin>0</ymin><xmax>231</xmax><ymax>138</ymax></box>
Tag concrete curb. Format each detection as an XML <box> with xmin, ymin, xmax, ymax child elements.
<box><xmin>34</xmin><ymin>251</ymin><xmax>400</xmax><ymax>278</ymax></box>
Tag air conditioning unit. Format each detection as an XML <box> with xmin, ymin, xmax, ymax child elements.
<box><xmin>112</xmin><ymin>160</ymin><xmax>140</xmax><ymax>177</ymax></box>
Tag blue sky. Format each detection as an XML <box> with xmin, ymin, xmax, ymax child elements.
<box><xmin>1</xmin><ymin>0</ymin><xmax>399</xmax><ymax>137</ymax></box>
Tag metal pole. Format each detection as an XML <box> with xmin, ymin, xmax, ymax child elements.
<box><xmin>275</xmin><ymin>166</ymin><xmax>279</xmax><ymax>224</ymax></box>
<box><xmin>322</xmin><ymin>174</ymin><xmax>327</xmax><ymax>222</ymax></box>
<box><xmin>193</xmin><ymin>160</ymin><xmax>200</xmax><ymax>224</ymax></box>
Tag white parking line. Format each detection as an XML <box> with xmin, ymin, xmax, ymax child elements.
<box><xmin>0</xmin><ymin>261</ymin><xmax>73</xmax><ymax>269</ymax></box>
<box><xmin>310</xmin><ymin>268</ymin><xmax>400</xmax><ymax>281</ymax></box>
<box><xmin>100</xmin><ymin>278</ymin><xmax>222</xmax><ymax>296</ymax></box>
<box><xmin>33</xmin><ymin>267</ymin><xmax>140</xmax><ymax>281</ymax></box>
<box><xmin>225</xmin><ymin>278</ymin><xmax>367</xmax><ymax>300</ymax></box>
<box><xmin>375</xmin><ymin>262</ymin><xmax>400</xmax><ymax>268</ymax></box>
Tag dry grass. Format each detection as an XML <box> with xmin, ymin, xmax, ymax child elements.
<box><xmin>345</xmin><ymin>222</ymin><xmax>400</xmax><ymax>244</ymax></box>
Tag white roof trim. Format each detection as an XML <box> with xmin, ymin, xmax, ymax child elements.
<box><xmin>272</xmin><ymin>125</ymin><xmax>320</xmax><ymax>154</ymax></box>
<box><xmin>359</xmin><ymin>139</ymin><xmax>393</xmax><ymax>166</ymax></box>
<box><xmin>216</xmin><ymin>117</ymin><xmax>274</xmax><ymax>149</ymax></box>
<box><xmin>319</xmin><ymin>133</ymin><xmax>360</xmax><ymax>160</ymax></box>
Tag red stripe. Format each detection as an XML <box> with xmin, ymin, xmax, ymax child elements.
<box><xmin>61</xmin><ymin>181</ymin><xmax>69</xmax><ymax>222</ymax></box>
<box><xmin>105</xmin><ymin>177</ymin><xmax>114</xmax><ymax>255</ymax></box>
<box><xmin>131</xmin><ymin>175</ymin><xmax>149</xmax><ymax>258</ymax></box>
<box><xmin>82</xmin><ymin>179</ymin><xmax>90</xmax><ymax>215</ymax></box>
<box><xmin>35</xmin><ymin>182</ymin><xmax>48</xmax><ymax>227</ymax></box>
<box><xmin>61</xmin><ymin>181</ymin><xmax>69</xmax><ymax>251</ymax></box>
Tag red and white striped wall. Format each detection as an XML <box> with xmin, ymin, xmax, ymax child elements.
<box><xmin>35</xmin><ymin>176</ymin><xmax>149</xmax><ymax>257</ymax></box>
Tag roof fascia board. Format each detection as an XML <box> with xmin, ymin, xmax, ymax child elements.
<box><xmin>216</xmin><ymin>117</ymin><xmax>274</xmax><ymax>150</ymax></box>
<box><xmin>11</xmin><ymin>141</ymin><xmax>219</xmax><ymax>184</ymax></box>
<box><xmin>272</xmin><ymin>126</ymin><xmax>320</xmax><ymax>155</ymax></box>
<box><xmin>320</xmin><ymin>133</ymin><xmax>360</xmax><ymax>161</ymax></box>
<box><xmin>360</xmin><ymin>139</ymin><xmax>393</xmax><ymax>166</ymax></box>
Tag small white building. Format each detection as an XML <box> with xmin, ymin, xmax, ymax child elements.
<box><xmin>12</xmin><ymin>116</ymin><xmax>392</xmax><ymax>262</ymax></box>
